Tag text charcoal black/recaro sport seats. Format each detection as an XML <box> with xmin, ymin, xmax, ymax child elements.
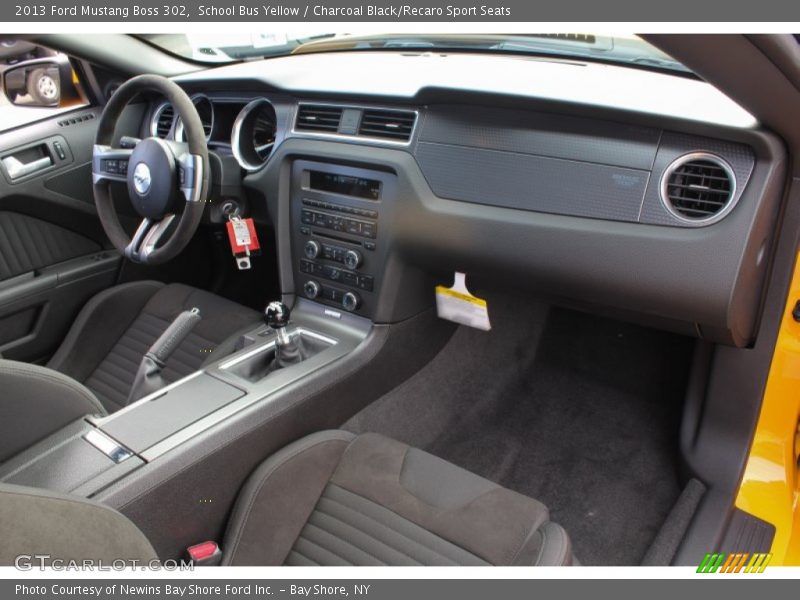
<box><xmin>0</xmin><ymin>431</ymin><xmax>574</xmax><ymax>566</ymax></box>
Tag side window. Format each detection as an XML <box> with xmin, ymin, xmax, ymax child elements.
<box><xmin>0</xmin><ymin>39</ymin><xmax>90</xmax><ymax>132</ymax></box>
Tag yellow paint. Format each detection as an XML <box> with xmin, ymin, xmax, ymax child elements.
<box><xmin>736</xmin><ymin>252</ymin><xmax>800</xmax><ymax>565</ymax></box>
<box><xmin>434</xmin><ymin>286</ymin><xmax>487</xmax><ymax>307</ymax></box>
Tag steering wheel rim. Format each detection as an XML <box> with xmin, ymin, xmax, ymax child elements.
<box><xmin>92</xmin><ymin>74</ymin><xmax>209</xmax><ymax>265</ymax></box>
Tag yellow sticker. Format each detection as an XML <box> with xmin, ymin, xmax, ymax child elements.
<box><xmin>435</xmin><ymin>273</ymin><xmax>491</xmax><ymax>331</ymax></box>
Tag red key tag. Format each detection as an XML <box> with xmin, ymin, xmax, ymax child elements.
<box><xmin>225</xmin><ymin>217</ymin><xmax>260</xmax><ymax>254</ymax></box>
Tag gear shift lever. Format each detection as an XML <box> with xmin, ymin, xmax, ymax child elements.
<box><xmin>265</xmin><ymin>301</ymin><xmax>304</xmax><ymax>367</ymax></box>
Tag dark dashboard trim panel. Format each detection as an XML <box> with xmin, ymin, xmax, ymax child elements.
<box><xmin>413</xmin><ymin>104</ymin><xmax>756</xmax><ymax>228</ymax></box>
<box><xmin>246</xmin><ymin>131</ymin><xmax>784</xmax><ymax>346</ymax></box>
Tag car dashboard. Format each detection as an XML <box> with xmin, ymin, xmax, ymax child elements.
<box><xmin>139</xmin><ymin>51</ymin><xmax>785</xmax><ymax>348</ymax></box>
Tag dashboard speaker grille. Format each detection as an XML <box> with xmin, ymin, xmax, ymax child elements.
<box><xmin>296</xmin><ymin>105</ymin><xmax>343</xmax><ymax>132</ymax></box>
<box><xmin>358</xmin><ymin>109</ymin><xmax>416</xmax><ymax>141</ymax></box>
<box><xmin>663</xmin><ymin>155</ymin><xmax>735</xmax><ymax>221</ymax></box>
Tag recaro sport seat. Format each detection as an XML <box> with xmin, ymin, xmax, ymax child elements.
<box><xmin>0</xmin><ymin>431</ymin><xmax>575</xmax><ymax>566</ymax></box>
<box><xmin>46</xmin><ymin>281</ymin><xmax>261</xmax><ymax>413</ymax></box>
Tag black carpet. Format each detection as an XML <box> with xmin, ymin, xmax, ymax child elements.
<box><xmin>344</xmin><ymin>296</ymin><xmax>694</xmax><ymax>565</ymax></box>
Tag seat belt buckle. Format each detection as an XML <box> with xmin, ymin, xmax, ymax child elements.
<box><xmin>186</xmin><ymin>541</ymin><xmax>222</xmax><ymax>566</ymax></box>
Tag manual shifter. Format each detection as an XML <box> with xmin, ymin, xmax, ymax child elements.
<box><xmin>265</xmin><ymin>301</ymin><xmax>305</xmax><ymax>368</ymax></box>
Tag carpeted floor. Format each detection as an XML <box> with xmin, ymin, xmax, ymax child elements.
<box><xmin>344</xmin><ymin>294</ymin><xmax>694</xmax><ymax>565</ymax></box>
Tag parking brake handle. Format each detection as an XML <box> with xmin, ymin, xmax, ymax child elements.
<box><xmin>127</xmin><ymin>308</ymin><xmax>202</xmax><ymax>404</ymax></box>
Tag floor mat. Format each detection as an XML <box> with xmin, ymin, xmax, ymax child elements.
<box><xmin>344</xmin><ymin>296</ymin><xmax>694</xmax><ymax>565</ymax></box>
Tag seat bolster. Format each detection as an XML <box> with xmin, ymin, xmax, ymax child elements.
<box><xmin>0</xmin><ymin>360</ymin><xmax>106</xmax><ymax>463</ymax></box>
<box><xmin>512</xmin><ymin>521</ymin><xmax>575</xmax><ymax>566</ymax></box>
<box><xmin>223</xmin><ymin>430</ymin><xmax>356</xmax><ymax>566</ymax></box>
<box><xmin>0</xmin><ymin>483</ymin><xmax>157</xmax><ymax>566</ymax></box>
<box><xmin>330</xmin><ymin>433</ymin><xmax>552</xmax><ymax>565</ymax></box>
<box><xmin>47</xmin><ymin>280</ymin><xmax>164</xmax><ymax>382</ymax></box>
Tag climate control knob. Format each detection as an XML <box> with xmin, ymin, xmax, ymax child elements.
<box><xmin>303</xmin><ymin>280</ymin><xmax>321</xmax><ymax>299</ymax></box>
<box><xmin>304</xmin><ymin>240</ymin><xmax>321</xmax><ymax>260</ymax></box>
<box><xmin>342</xmin><ymin>291</ymin><xmax>361</xmax><ymax>312</ymax></box>
<box><xmin>343</xmin><ymin>249</ymin><xmax>363</xmax><ymax>270</ymax></box>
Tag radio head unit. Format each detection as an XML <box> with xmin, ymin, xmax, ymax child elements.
<box><xmin>291</xmin><ymin>161</ymin><xmax>397</xmax><ymax>319</ymax></box>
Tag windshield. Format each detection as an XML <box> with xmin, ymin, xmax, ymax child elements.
<box><xmin>139</xmin><ymin>33</ymin><xmax>690</xmax><ymax>74</ymax></box>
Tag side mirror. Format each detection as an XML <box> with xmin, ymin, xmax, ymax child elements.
<box><xmin>2</xmin><ymin>55</ymin><xmax>76</xmax><ymax>108</ymax></box>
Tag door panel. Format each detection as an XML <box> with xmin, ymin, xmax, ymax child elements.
<box><xmin>0</xmin><ymin>104</ymin><xmax>125</xmax><ymax>362</ymax></box>
<box><xmin>0</xmin><ymin>211</ymin><xmax>100</xmax><ymax>279</ymax></box>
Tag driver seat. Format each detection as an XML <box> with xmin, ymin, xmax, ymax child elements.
<box><xmin>0</xmin><ymin>280</ymin><xmax>261</xmax><ymax>464</ymax></box>
<box><xmin>46</xmin><ymin>280</ymin><xmax>261</xmax><ymax>413</ymax></box>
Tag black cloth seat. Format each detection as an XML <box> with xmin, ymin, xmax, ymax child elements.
<box><xmin>0</xmin><ymin>431</ymin><xmax>574</xmax><ymax>566</ymax></box>
<box><xmin>222</xmin><ymin>431</ymin><xmax>575</xmax><ymax>566</ymax></box>
<box><xmin>46</xmin><ymin>281</ymin><xmax>261</xmax><ymax>413</ymax></box>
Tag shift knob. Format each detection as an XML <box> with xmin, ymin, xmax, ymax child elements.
<box><xmin>265</xmin><ymin>301</ymin><xmax>290</xmax><ymax>330</ymax></box>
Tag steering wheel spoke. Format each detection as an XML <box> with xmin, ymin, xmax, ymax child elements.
<box><xmin>175</xmin><ymin>150</ymin><xmax>203</xmax><ymax>203</ymax></box>
<box><xmin>124</xmin><ymin>215</ymin><xmax>176</xmax><ymax>263</ymax></box>
<box><xmin>92</xmin><ymin>144</ymin><xmax>133</xmax><ymax>184</ymax></box>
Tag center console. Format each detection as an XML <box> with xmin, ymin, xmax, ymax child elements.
<box><xmin>0</xmin><ymin>299</ymin><xmax>371</xmax><ymax>493</ymax></box>
<box><xmin>290</xmin><ymin>160</ymin><xmax>397</xmax><ymax>318</ymax></box>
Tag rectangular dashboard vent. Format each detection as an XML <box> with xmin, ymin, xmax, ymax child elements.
<box><xmin>358</xmin><ymin>109</ymin><xmax>416</xmax><ymax>142</ymax></box>
<box><xmin>295</xmin><ymin>105</ymin><xmax>343</xmax><ymax>133</ymax></box>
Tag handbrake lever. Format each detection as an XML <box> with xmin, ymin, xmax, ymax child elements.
<box><xmin>126</xmin><ymin>307</ymin><xmax>201</xmax><ymax>404</ymax></box>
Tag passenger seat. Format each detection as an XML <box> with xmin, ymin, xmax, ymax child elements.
<box><xmin>0</xmin><ymin>431</ymin><xmax>575</xmax><ymax>566</ymax></box>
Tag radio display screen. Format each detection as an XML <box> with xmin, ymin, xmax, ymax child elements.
<box><xmin>309</xmin><ymin>171</ymin><xmax>381</xmax><ymax>200</ymax></box>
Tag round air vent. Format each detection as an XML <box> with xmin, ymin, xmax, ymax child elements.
<box><xmin>150</xmin><ymin>102</ymin><xmax>175</xmax><ymax>139</ymax></box>
<box><xmin>660</xmin><ymin>153</ymin><xmax>736</xmax><ymax>224</ymax></box>
<box><xmin>175</xmin><ymin>95</ymin><xmax>214</xmax><ymax>143</ymax></box>
<box><xmin>231</xmin><ymin>98</ymin><xmax>277</xmax><ymax>172</ymax></box>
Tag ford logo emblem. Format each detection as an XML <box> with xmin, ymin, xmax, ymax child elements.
<box><xmin>133</xmin><ymin>162</ymin><xmax>152</xmax><ymax>195</ymax></box>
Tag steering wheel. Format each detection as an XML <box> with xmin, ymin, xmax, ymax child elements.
<box><xmin>92</xmin><ymin>75</ymin><xmax>209</xmax><ymax>265</ymax></box>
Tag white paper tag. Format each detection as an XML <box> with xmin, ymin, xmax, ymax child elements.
<box><xmin>435</xmin><ymin>272</ymin><xmax>491</xmax><ymax>331</ymax></box>
<box><xmin>232</xmin><ymin>219</ymin><xmax>251</xmax><ymax>247</ymax></box>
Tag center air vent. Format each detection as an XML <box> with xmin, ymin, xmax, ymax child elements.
<box><xmin>151</xmin><ymin>103</ymin><xmax>175</xmax><ymax>139</ymax></box>
<box><xmin>358</xmin><ymin>109</ymin><xmax>416</xmax><ymax>142</ymax></box>
<box><xmin>295</xmin><ymin>105</ymin><xmax>342</xmax><ymax>133</ymax></box>
<box><xmin>661</xmin><ymin>153</ymin><xmax>736</xmax><ymax>223</ymax></box>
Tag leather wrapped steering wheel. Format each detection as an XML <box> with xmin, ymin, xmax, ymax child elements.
<box><xmin>92</xmin><ymin>75</ymin><xmax>209</xmax><ymax>265</ymax></box>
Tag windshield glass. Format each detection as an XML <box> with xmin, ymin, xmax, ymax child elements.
<box><xmin>139</xmin><ymin>33</ymin><xmax>690</xmax><ymax>74</ymax></box>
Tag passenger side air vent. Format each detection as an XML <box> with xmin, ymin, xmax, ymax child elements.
<box><xmin>295</xmin><ymin>105</ymin><xmax>342</xmax><ymax>133</ymax></box>
<box><xmin>152</xmin><ymin>103</ymin><xmax>175</xmax><ymax>139</ymax></box>
<box><xmin>662</xmin><ymin>154</ymin><xmax>736</xmax><ymax>222</ymax></box>
<box><xmin>358</xmin><ymin>109</ymin><xmax>416</xmax><ymax>142</ymax></box>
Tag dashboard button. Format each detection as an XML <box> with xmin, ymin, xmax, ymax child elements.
<box><xmin>303</xmin><ymin>280</ymin><xmax>321</xmax><ymax>299</ymax></box>
<box><xmin>304</xmin><ymin>240</ymin><xmax>321</xmax><ymax>259</ymax></box>
<box><xmin>342</xmin><ymin>291</ymin><xmax>361</xmax><ymax>312</ymax></box>
<box><xmin>344</xmin><ymin>249</ymin><xmax>362</xmax><ymax>270</ymax></box>
<box><xmin>357</xmin><ymin>275</ymin><xmax>374</xmax><ymax>292</ymax></box>
<box><xmin>360</xmin><ymin>222</ymin><xmax>377</xmax><ymax>238</ymax></box>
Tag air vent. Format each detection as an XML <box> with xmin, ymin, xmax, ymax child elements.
<box><xmin>358</xmin><ymin>109</ymin><xmax>416</xmax><ymax>142</ymax></box>
<box><xmin>295</xmin><ymin>105</ymin><xmax>342</xmax><ymax>133</ymax></box>
<box><xmin>152</xmin><ymin>103</ymin><xmax>175</xmax><ymax>139</ymax></box>
<box><xmin>662</xmin><ymin>154</ymin><xmax>736</xmax><ymax>222</ymax></box>
<box><xmin>57</xmin><ymin>113</ymin><xmax>94</xmax><ymax>127</ymax></box>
